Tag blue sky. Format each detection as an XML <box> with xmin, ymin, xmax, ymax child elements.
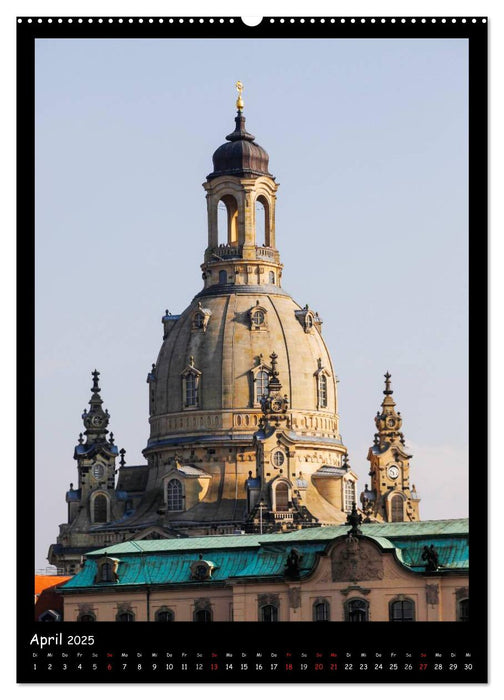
<box><xmin>35</xmin><ymin>36</ymin><xmax>468</xmax><ymax>569</ymax></box>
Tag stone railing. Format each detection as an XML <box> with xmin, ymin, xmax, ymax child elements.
<box><xmin>208</xmin><ymin>244</ymin><xmax>243</xmax><ymax>260</ymax></box>
<box><xmin>255</xmin><ymin>245</ymin><xmax>279</xmax><ymax>262</ymax></box>
<box><xmin>273</xmin><ymin>512</ymin><xmax>294</xmax><ymax>521</ymax></box>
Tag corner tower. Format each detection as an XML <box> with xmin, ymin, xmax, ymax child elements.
<box><xmin>361</xmin><ymin>373</ymin><xmax>421</xmax><ymax>522</ymax></box>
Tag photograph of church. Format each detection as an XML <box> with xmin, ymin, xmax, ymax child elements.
<box><xmin>35</xmin><ymin>39</ymin><xmax>469</xmax><ymax>623</ymax></box>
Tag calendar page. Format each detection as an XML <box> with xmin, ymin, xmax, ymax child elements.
<box><xmin>17</xmin><ymin>12</ymin><xmax>487</xmax><ymax>684</ymax></box>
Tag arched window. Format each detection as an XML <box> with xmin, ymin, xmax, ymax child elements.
<box><xmin>255</xmin><ymin>195</ymin><xmax>272</xmax><ymax>246</ymax></box>
<box><xmin>219</xmin><ymin>270</ymin><xmax>227</xmax><ymax>285</ymax></box>
<box><xmin>458</xmin><ymin>598</ymin><xmax>469</xmax><ymax>622</ymax></box>
<box><xmin>93</xmin><ymin>494</ymin><xmax>108</xmax><ymax>523</ymax></box>
<box><xmin>166</xmin><ymin>479</ymin><xmax>183</xmax><ymax>511</ymax></box>
<box><xmin>255</xmin><ymin>370</ymin><xmax>269</xmax><ymax>403</ymax></box>
<box><xmin>318</xmin><ymin>374</ymin><xmax>328</xmax><ymax>408</ymax></box>
<box><xmin>116</xmin><ymin>611</ymin><xmax>135</xmax><ymax>622</ymax></box>
<box><xmin>346</xmin><ymin>599</ymin><xmax>369</xmax><ymax>622</ymax></box>
<box><xmin>78</xmin><ymin>613</ymin><xmax>96</xmax><ymax>622</ymax></box>
<box><xmin>389</xmin><ymin>599</ymin><xmax>415</xmax><ymax>622</ymax></box>
<box><xmin>218</xmin><ymin>195</ymin><xmax>239</xmax><ymax>245</ymax></box>
<box><xmin>155</xmin><ymin>608</ymin><xmax>174</xmax><ymax>622</ymax></box>
<box><xmin>275</xmin><ymin>482</ymin><xmax>289</xmax><ymax>512</ymax></box>
<box><xmin>269</xmin><ymin>270</ymin><xmax>275</xmax><ymax>285</ymax></box>
<box><xmin>313</xmin><ymin>599</ymin><xmax>330</xmax><ymax>622</ymax></box>
<box><xmin>194</xmin><ymin>609</ymin><xmax>212</xmax><ymax>622</ymax></box>
<box><xmin>391</xmin><ymin>495</ymin><xmax>403</xmax><ymax>522</ymax></box>
<box><xmin>260</xmin><ymin>604</ymin><xmax>278</xmax><ymax>622</ymax></box>
<box><xmin>100</xmin><ymin>561</ymin><xmax>113</xmax><ymax>582</ymax></box>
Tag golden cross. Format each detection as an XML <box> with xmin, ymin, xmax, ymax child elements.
<box><xmin>236</xmin><ymin>81</ymin><xmax>244</xmax><ymax>110</ymax></box>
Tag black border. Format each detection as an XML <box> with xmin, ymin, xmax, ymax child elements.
<box><xmin>17</xmin><ymin>15</ymin><xmax>488</xmax><ymax>684</ymax></box>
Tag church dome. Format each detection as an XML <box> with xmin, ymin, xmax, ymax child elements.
<box><xmin>148</xmin><ymin>290</ymin><xmax>340</xmax><ymax>446</ymax></box>
<box><xmin>207</xmin><ymin>111</ymin><xmax>271</xmax><ymax>180</ymax></box>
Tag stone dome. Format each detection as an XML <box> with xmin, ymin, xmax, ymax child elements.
<box><xmin>148</xmin><ymin>289</ymin><xmax>340</xmax><ymax>448</ymax></box>
<box><xmin>207</xmin><ymin>111</ymin><xmax>271</xmax><ymax>180</ymax></box>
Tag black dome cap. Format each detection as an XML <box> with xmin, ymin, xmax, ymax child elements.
<box><xmin>207</xmin><ymin>111</ymin><xmax>272</xmax><ymax>180</ymax></box>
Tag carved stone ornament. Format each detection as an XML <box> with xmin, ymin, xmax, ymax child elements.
<box><xmin>288</xmin><ymin>587</ymin><xmax>301</xmax><ymax>609</ymax></box>
<box><xmin>425</xmin><ymin>584</ymin><xmax>439</xmax><ymax>605</ymax></box>
<box><xmin>77</xmin><ymin>603</ymin><xmax>95</xmax><ymax>614</ymax></box>
<box><xmin>194</xmin><ymin>597</ymin><xmax>212</xmax><ymax>612</ymax></box>
<box><xmin>340</xmin><ymin>585</ymin><xmax>371</xmax><ymax>597</ymax></box>
<box><xmin>331</xmin><ymin>537</ymin><xmax>384</xmax><ymax>582</ymax></box>
<box><xmin>117</xmin><ymin>602</ymin><xmax>133</xmax><ymax>613</ymax></box>
<box><xmin>258</xmin><ymin>593</ymin><xmax>280</xmax><ymax>607</ymax></box>
<box><xmin>455</xmin><ymin>586</ymin><xmax>469</xmax><ymax>602</ymax></box>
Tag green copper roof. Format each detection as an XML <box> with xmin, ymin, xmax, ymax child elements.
<box><xmin>61</xmin><ymin>519</ymin><xmax>468</xmax><ymax>591</ymax></box>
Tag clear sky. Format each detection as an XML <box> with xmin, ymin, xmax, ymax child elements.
<box><xmin>35</xmin><ymin>36</ymin><xmax>468</xmax><ymax>570</ymax></box>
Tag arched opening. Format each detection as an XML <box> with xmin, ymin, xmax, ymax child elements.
<box><xmin>269</xmin><ymin>270</ymin><xmax>275</xmax><ymax>285</ymax></box>
<box><xmin>260</xmin><ymin>604</ymin><xmax>278</xmax><ymax>622</ymax></box>
<box><xmin>100</xmin><ymin>561</ymin><xmax>114</xmax><ymax>582</ymax></box>
<box><xmin>116</xmin><ymin>611</ymin><xmax>135</xmax><ymax>622</ymax></box>
<box><xmin>346</xmin><ymin>599</ymin><xmax>369</xmax><ymax>622</ymax></box>
<box><xmin>93</xmin><ymin>494</ymin><xmax>108</xmax><ymax>523</ymax></box>
<box><xmin>78</xmin><ymin>613</ymin><xmax>96</xmax><ymax>622</ymax></box>
<box><xmin>275</xmin><ymin>482</ymin><xmax>289</xmax><ymax>512</ymax></box>
<box><xmin>391</xmin><ymin>494</ymin><xmax>403</xmax><ymax>522</ymax></box>
<box><xmin>219</xmin><ymin>270</ymin><xmax>227</xmax><ymax>285</ymax></box>
<box><xmin>166</xmin><ymin>479</ymin><xmax>183</xmax><ymax>511</ymax></box>
<box><xmin>256</xmin><ymin>195</ymin><xmax>271</xmax><ymax>246</ymax></box>
<box><xmin>194</xmin><ymin>608</ymin><xmax>212</xmax><ymax>622</ymax></box>
<box><xmin>217</xmin><ymin>195</ymin><xmax>239</xmax><ymax>245</ymax></box>
<box><xmin>155</xmin><ymin>608</ymin><xmax>174</xmax><ymax>622</ymax></box>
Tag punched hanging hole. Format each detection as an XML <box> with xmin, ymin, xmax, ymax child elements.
<box><xmin>241</xmin><ymin>16</ymin><xmax>263</xmax><ymax>27</ymax></box>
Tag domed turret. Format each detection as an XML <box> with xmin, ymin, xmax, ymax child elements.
<box><xmin>208</xmin><ymin>81</ymin><xmax>271</xmax><ymax>180</ymax></box>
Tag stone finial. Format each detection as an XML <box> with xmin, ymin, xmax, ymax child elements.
<box><xmin>384</xmin><ymin>371</ymin><xmax>393</xmax><ymax>395</ymax></box>
<box><xmin>91</xmin><ymin>369</ymin><xmax>101</xmax><ymax>394</ymax></box>
<box><xmin>119</xmin><ymin>448</ymin><xmax>126</xmax><ymax>467</ymax></box>
<box><xmin>346</xmin><ymin>502</ymin><xmax>363</xmax><ymax>536</ymax></box>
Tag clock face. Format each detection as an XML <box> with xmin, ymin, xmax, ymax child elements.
<box><xmin>93</xmin><ymin>464</ymin><xmax>105</xmax><ymax>480</ymax></box>
<box><xmin>387</xmin><ymin>465</ymin><xmax>400</xmax><ymax>480</ymax></box>
<box><xmin>387</xmin><ymin>417</ymin><xmax>396</xmax><ymax>428</ymax></box>
<box><xmin>91</xmin><ymin>415</ymin><xmax>103</xmax><ymax>427</ymax></box>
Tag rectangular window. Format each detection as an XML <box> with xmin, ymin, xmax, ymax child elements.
<box><xmin>344</xmin><ymin>480</ymin><xmax>356</xmax><ymax>513</ymax></box>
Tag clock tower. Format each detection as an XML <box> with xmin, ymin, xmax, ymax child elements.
<box><xmin>360</xmin><ymin>373</ymin><xmax>420</xmax><ymax>522</ymax></box>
